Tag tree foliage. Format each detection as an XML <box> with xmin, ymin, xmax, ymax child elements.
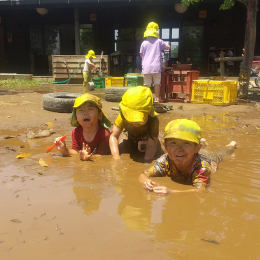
<box><xmin>181</xmin><ymin>0</ymin><xmax>248</xmax><ymax>10</ymax></box>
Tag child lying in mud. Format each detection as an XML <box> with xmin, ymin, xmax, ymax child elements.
<box><xmin>139</xmin><ymin>119</ymin><xmax>237</xmax><ymax>194</ymax></box>
<box><xmin>110</xmin><ymin>86</ymin><xmax>163</xmax><ymax>161</ymax></box>
<box><xmin>54</xmin><ymin>93</ymin><xmax>111</xmax><ymax>161</ymax></box>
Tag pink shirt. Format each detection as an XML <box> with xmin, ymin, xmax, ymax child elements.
<box><xmin>140</xmin><ymin>38</ymin><xmax>167</xmax><ymax>74</ymax></box>
<box><xmin>72</xmin><ymin>125</ymin><xmax>111</xmax><ymax>155</ymax></box>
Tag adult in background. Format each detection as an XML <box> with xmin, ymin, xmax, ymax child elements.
<box><xmin>140</xmin><ymin>22</ymin><xmax>170</xmax><ymax>103</ymax></box>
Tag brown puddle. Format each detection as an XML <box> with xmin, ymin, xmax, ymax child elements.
<box><xmin>1</xmin><ymin>113</ymin><xmax>260</xmax><ymax>259</ymax></box>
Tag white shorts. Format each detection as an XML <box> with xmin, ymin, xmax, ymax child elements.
<box><xmin>143</xmin><ymin>73</ymin><xmax>161</xmax><ymax>87</ymax></box>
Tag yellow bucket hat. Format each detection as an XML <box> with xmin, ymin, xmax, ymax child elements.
<box><xmin>71</xmin><ymin>93</ymin><xmax>111</xmax><ymax>129</ymax></box>
<box><xmin>119</xmin><ymin>86</ymin><xmax>157</xmax><ymax>123</ymax></box>
<box><xmin>144</xmin><ymin>22</ymin><xmax>159</xmax><ymax>38</ymax></box>
<box><xmin>85</xmin><ymin>50</ymin><xmax>96</xmax><ymax>59</ymax></box>
<box><xmin>164</xmin><ymin>119</ymin><xmax>201</xmax><ymax>144</ymax></box>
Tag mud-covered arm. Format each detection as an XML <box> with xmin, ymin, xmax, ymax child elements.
<box><xmin>144</xmin><ymin>116</ymin><xmax>159</xmax><ymax>161</ymax></box>
<box><xmin>56</xmin><ymin>131</ymin><xmax>79</xmax><ymax>156</ymax></box>
<box><xmin>139</xmin><ymin>156</ymin><xmax>167</xmax><ymax>191</ymax></box>
<box><xmin>109</xmin><ymin>125</ymin><xmax>123</xmax><ymax>159</ymax></box>
<box><xmin>55</xmin><ymin>138</ymin><xmax>78</xmax><ymax>156</ymax></box>
<box><xmin>144</xmin><ymin>136</ymin><xmax>158</xmax><ymax>161</ymax></box>
<box><xmin>139</xmin><ymin>167</ymin><xmax>159</xmax><ymax>192</ymax></box>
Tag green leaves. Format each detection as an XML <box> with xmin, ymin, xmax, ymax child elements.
<box><xmin>181</xmin><ymin>0</ymin><xmax>202</xmax><ymax>6</ymax></box>
<box><xmin>220</xmin><ymin>0</ymin><xmax>236</xmax><ymax>10</ymax></box>
<box><xmin>181</xmin><ymin>0</ymin><xmax>248</xmax><ymax>10</ymax></box>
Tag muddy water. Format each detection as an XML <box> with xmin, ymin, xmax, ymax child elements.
<box><xmin>1</xmin><ymin>112</ymin><xmax>260</xmax><ymax>259</ymax></box>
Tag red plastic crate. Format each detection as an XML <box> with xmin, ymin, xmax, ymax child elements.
<box><xmin>161</xmin><ymin>70</ymin><xmax>200</xmax><ymax>102</ymax></box>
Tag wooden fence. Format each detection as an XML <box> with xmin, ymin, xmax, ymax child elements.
<box><xmin>52</xmin><ymin>55</ymin><xmax>109</xmax><ymax>84</ymax></box>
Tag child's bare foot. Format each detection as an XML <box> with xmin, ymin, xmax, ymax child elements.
<box><xmin>226</xmin><ymin>141</ymin><xmax>237</xmax><ymax>156</ymax></box>
<box><xmin>200</xmin><ymin>138</ymin><xmax>208</xmax><ymax>149</ymax></box>
<box><xmin>226</xmin><ymin>141</ymin><xmax>237</xmax><ymax>149</ymax></box>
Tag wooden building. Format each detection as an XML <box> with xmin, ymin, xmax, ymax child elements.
<box><xmin>0</xmin><ymin>0</ymin><xmax>259</xmax><ymax>77</ymax></box>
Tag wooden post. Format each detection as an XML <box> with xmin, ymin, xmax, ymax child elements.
<box><xmin>219</xmin><ymin>54</ymin><xmax>225</xmax><ymax>76</ymax></box>
<box><xmin>74</xmin><ymin>7</ymin><xmax>80</xmax><ymax>55</ymax></box>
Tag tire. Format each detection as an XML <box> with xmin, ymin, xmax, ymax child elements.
<box><xmin>105</xmin><ymin>87</ymin><xmax>135</xmax><ymax>102</ymax></box>
<box><xmin>42</xmin><ymin>93</ymin><xmax>82</xmax><ymax>113</ymax></box>
<box><xmin>255</xmin><ymin>77</ymin><xmax>260</xmax><ymax>88</ymax></box>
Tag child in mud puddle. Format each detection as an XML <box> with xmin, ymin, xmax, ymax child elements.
<box><xmin>83</xmin><ymin>50</ymin><xmax>97</xmax><ymax>87</ymax></box>
<box><xmin>55</xmin><ymin>93</ymin><xmax>111</xmax><ymax>161</ymax></box>
<box><xmin>139</xmin><ymin>119</ymin><xmax>237</xmax><ymax>194</ymax></box>
<box><xmin>110</xmin><ymin>86</ymin><xmax>163</xmax><ymax>161</ymax></box>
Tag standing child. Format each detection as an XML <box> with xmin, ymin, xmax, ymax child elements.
<box><xmin>139</xmin><ymin>119</ymin><xmax>237</xmax><ymax>194</ymax></box>
<box><xmin>55</xmin><ymin>93</ymin><xmax>111</xmax><ymax>161</ymax></box>
<box><xmin>83</xmin><ymin>50</ymin><xmax>97</xmax><ymax>88</ymax></box>
<box><xmin>140</xmin><ymin>22</ymin><xmax>170</xmax><ymax>103</ymax></box>
<box><xmin>110</xmin><ymin>86</ymin><xmax>163</xmax><ymax>161</ymax></box>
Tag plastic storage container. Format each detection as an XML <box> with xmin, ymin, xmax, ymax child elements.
<box><xmin>105</xmin><ymin>77</ymin><xmax>124</xmax><ymax>87</ymax></box>
<box><xmin>92</xmin><ymin>77</ymin><xmax>112</xmax><ymax>89</ymax></box>
<box><xmin>124</xmin><ymin>74</ymin><xmax>144</xmax><ymax>86</ymax></box>
<box><xmin>92</xmin><ymin>78</ymin><xmax>104</xmax><ymax>88</ymax></box>
<box><xmin>191</xmin><ymin>80</ymin><xmax>237</xmax><ymax>106</ymax></box>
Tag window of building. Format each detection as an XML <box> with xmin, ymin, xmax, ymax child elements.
<box><xmin>160</xmin><ymin>27</ymin><xmax>179</xmax><ymax>59</ymax></box>
<box><xmin>114</xmin><ymin>28</ymin><xmax>135</xmax><ymax>52</ymax></box>
<box><xmin>80</xmin><ymin>24</ymin><xmax>93</xmax><ymax>55</ymax></box>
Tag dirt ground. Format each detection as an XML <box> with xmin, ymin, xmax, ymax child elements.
<box><xmin>1</xmin><ymin>88</ymin><xmax>260</xmax><ymax>260</ymax></box>
<box><xmin>0</xmin><ymin>90</ymin><xmax>260</xmax><ymax>131</ymax></box>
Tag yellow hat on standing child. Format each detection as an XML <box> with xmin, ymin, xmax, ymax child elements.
<box><xmin>164</xmin><ymin>119</ymin><xmax>201</xmax><ymax>144</ymax></box>
<box><xmin>144</xmin><ymin>22</ymin><xmax>159</xmax><ymax>38</ymax></box>
<box><xmin>85</xmin><ymin>50</ymin><xmax>96</xmax><ymax>59</ymax></box>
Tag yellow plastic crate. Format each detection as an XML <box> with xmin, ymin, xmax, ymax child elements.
<box><xmin>105</xmin><ymin>77</ymin><xmax>124</xmax><ymax>87</ymax></box>
<box><xmin>191</xmin><ymin>80</ymin><xmax>238</xmax><ymax>106</ymax></box>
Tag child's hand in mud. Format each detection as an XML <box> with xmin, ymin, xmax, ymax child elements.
<box><xmin>153</xmin><ymin>186</ymin><xmax>172</xmax><ymax>195</ymax></box>
<box><xmin>143</xmin><ymin>179</ymin><xmax>157</xmax><ymax>192</ymax></box>
<box><xmin>55</xmin><ymin>136</ymin><xmax>68</xmax><ymax>154</ymax></box>
<box><xmin>79</xmin><ymin>143</ymin><xmax>96</xmax><ymax>161</ymax></box>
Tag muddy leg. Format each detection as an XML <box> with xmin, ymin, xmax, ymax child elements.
<box><xmin>214</xmin><ymin>141</ymin><xmax>237</xmax><ymax>164</ymax></box>
<box><xmin>200</xmin><ymin>141</ymin><xmax>237</xmax><ymax>174</ymax></box>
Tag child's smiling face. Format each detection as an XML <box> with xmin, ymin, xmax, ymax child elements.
<box><xmin>164</xmin><ymin>138</ymin><xmax>201</xmax><ymax>171</ymax></box>
<box><xmin>76</xmin><ymin>102</ymin><xmax>102</xmax><ymax>128</ymax></box>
